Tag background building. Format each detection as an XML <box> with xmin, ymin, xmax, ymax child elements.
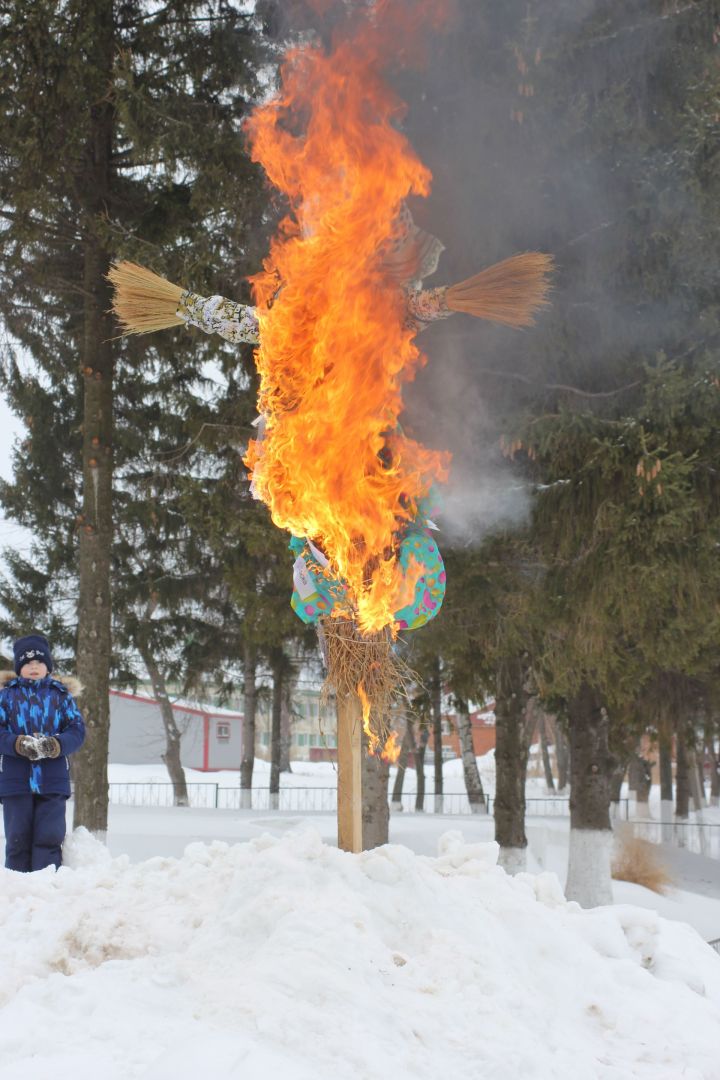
<box><xmin>109</xmin><ymin>689</ymin><xmax>243</xmax><ymax>771</ymax></box>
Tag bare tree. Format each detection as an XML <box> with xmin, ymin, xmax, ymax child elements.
<box><xmin>138</xmin><ymin>643</ymin><xmax>189</xmax><ymax>807</ymax></box>
<box><xmin>240</xmin><ymin>641</ymin><xmax>257</xmax><ymax>809</ymax></box>
<box><xmin>455</xmin><ymin>698</ymin><xmax>486</xmax><ymax>813</ymax></box>
<box><xmin>430</xmin><ymin>658</ymin><xmax>444</xmax><ymax>813</ymax></box>
<box><xmin>391</xmin><ymin>718</ymin><xmax>416</xmax><ymax>811</ymax></box>
<box><xmin>414</xmin><ymin>720</ymin><xmax>430</xmax><ymax>812</ymax></box>
<box><xmin>537</xmin><ymin>709</ymin><xmax>555</xmax><ymax>793</ymax></box>
<box><xmin>269</xmin><ymin>651</ymin><xmax>284</xmax><ymax>810</ymax></box>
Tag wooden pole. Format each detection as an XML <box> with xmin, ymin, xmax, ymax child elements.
<box><xmin>337</xmin><ymin>690</ymin><xmax>363</xmax><ymax>852</ymax></box>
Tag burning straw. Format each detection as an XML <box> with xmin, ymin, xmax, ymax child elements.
<box><xmin>320</xmin><ymin>617</ymin><xmax>412</xmax><ymax>761</ymax></box>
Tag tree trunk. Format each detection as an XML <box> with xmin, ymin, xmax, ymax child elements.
<box><xmin>431</xmin><ymin>659</ymin><xmax>444</xmax><ymax>814</ymax></box>
<box><xmin>538</xmin><ymin>710</ymin><xmax>555</xmax><ymax>793</ymax></box>
<box><xmin>555</xmin><ymin>720</ymin><xmax>570</xmax><ymax>793</ymax></box>
<box><xmin>280</xmin><ymin>671</ymin><xmax>293</xmax><ymax>774</ymax></box>
<box><xmin>269</xmin><ymin>657</ymin><xmax>283</xmax><ymax>809</ymax></box>
<box><xmin>609</xmin><ymin>759</ymin><xmax>627</xmax><ymax>821</ymax></box>
<box><xmin>73</xmin><ymin>1</ymin><xmax>115</xmax><ymax>836</ymax></box>
<box><xmin>139</xmin><ymin>645</ymin><xmax>188</xmax><ymax>807</ymax></box>
<box><xmin>391</xmin><ymin>719</ymin><xmax>415</xmax><ymax>810</ymax></box>
<box><xmin>456</xmin><ymin>698</ymin><xmax>486</xmax><ymax>813</ymax></box>
<box><xmin>565</xmin><ymin>683</ymin><xmax>614</xmax><ymax>908</ymax></box>
<box><xmin>687</xmin><ymin>748</ymin><xmax>705</xmax><ymax>815</ymax></box>
<box><xmin>414</xmin><ymin>721</ymin><xmax>430</xmax><ymax>811</ymax></box>
<box><xmin>659</xmin><ymin>726</ymin><xmax>673</xmax><ymax>802</ymax></box>
<box><xmin>494</xmin><ymin>655</ymin><xmax>530</xmax><ymax>872</ymax></box>
<box><xmin>658</xmin><ymin>722</ymin><xmax>674</xmax><ymax>838</ymax></box>
<box><xmin>675</xmin><ymin>725</ymin><xmax>689</xmax><ymax>822</ymax></box>
<box><xmin>362</xmin><ymin>733</ymin><xmax>390</xmax><ymax>848</ymax></box>
<box><xmin>709</xmin><ymin>725</ymin><xmax>720</xmax><ymax>807</ymax></box>
<box><xmin>629</xmin><ymin>750</ymin><xmax>652</xmax><ymax>819</ymax></box>
<box><xmin>240</xmin><ymin>641</ymin><xmax>257</xmax><ymax>809</ymax></box>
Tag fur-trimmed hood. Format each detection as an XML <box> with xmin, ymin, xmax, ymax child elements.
<box><xmin>0</xmin><ymin>671</ymin><xmax>83</xmax><ymax>696</ymax></box>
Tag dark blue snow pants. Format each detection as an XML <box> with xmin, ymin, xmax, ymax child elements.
<box><xmin>2</xmin><ymin>793</ymin><xmax>68</xmax><ymax>871</ymax></box>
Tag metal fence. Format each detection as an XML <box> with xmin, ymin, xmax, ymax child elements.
<box><xmin>485</xmin><ymin>796</ymin><xmax>629</xmax><ymax>820</ymax></box>
<box><xmin>626</xmin><ymin>819</ymin><xmax>720</xmax><ymax>861</ymax></box>
<box><xmin>106</xmin><ymin>783</ymin><xmax>629</xmax><ymax>820</ymax></box>
<box><xmin>107</xmin><ymin>783</ymin><xmax>338</xmax><ymax>812</ymax></box>
<box><xmin>108</xmin><ymin>782</ymin><xmax>222</xmax><ymax>809</ymax></box>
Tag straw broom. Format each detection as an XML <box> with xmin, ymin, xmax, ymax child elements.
<box><xmin>107</xmin><ymin>251</ymin><xmax>554</xmax><ymax>337</ymax></box>
<box><xmin>445</xmin><ymin>251</ymin><xmax>554</xmax><ymax>328</ymax></box>
<box><xmin>106</xmin><ymin>261</ymin><xmax>185</xmax><ymax>336</ymax></box>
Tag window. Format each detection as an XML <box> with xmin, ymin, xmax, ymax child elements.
<box><xmin>216</xmin><ymin>722</ymin><xmax>230</xmax><ymax>741</ymax></box>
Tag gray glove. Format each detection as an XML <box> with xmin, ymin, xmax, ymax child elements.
<box><xmin>37</xmin><ymin>736</ymin><xmax>61</xmax><ymax>759</ymax></box>
<box><xmin>15</xmin><ymin>735</ymin><xmax>43</xmax><ymax>761</ymax></box>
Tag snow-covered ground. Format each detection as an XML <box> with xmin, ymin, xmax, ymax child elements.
<box><xmin>1</xmin><ymin>824</ymin><xmax>719</xmax><ymax>1079</ymax></box>
<box><xmin>103</xmin><ymin>759</ymin><xmax>720</xmax><ymax>937</ymax></box>
<box><xmin>2</xmin><ymin>758</ymin><xmax>720</xmax><ymax>1078</ymax></box>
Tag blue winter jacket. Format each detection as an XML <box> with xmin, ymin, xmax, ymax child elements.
<box><xmin>0</xmin><ymin>673</ymin><xmax>85</xmax><ymax>797</ymax></box>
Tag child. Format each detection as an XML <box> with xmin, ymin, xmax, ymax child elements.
<box><xmin>0</xmin><ymin>633</ymin><xmax>85</xmax><ymax>871</ymax></box>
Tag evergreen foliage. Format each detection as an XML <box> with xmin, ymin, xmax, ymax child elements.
<box><xmin>0</xmin><ymin>1</ymin><xmax>278</xmax><ymax>823</ymax></box>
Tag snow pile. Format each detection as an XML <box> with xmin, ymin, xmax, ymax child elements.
<box><xmin>0</xmin><ymin>828</ymin><xmax>719</xmax><ymax>1079</ymax></box>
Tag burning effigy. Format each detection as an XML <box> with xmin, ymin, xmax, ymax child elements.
<box><xmin>108</xmin><ymin>1</ymin><xmax>552</xmax><ymax>765</ymax></box>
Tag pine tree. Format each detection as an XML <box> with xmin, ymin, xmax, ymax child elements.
<box><xmin>0</xmin><ymin>0</ymin><xmax>271</xmax><ymax>831</ymax></box>
<box><xmin>400</xmin><ymin>0</ymin><xmax>720</xmax><ymax>900</ymax></box>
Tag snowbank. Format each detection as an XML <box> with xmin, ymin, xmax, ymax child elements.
<box><xmin>1</xmin><ymin>828</ymin><xmax>719</xmax><ymax>1079</ymax></box>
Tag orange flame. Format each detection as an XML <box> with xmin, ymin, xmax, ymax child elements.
<box><xmin>244</xmin><ymin>3</ymin><xmax>450</xmax><ymax>633</ymax></box>
<box><xmin>381</xmin><ymin>730</ymin><xmax>402</xmax><ymax>764</ymax></box>
<box><xmin>357</xmin><ymin>682</ymin><xmax>401</xmax><ymax>763</ymax></box>
<box><xmin>357</xmin><ymin>682</ymin><xmax>379</xmax><ymax>755</ymax></box>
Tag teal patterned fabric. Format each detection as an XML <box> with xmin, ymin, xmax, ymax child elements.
<box><xmin>289</xmin><ymin>525</ymin><xmax>445</xmax><ymax>630</ymax></box>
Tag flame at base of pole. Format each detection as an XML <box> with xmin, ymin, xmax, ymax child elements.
<box><xmin>321</xmin><ymin>617</ymin><xmax>406</xmax><ymax>764</ymax></box>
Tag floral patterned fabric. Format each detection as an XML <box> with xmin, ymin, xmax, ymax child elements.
<box><xmin>177</xmin><ymin>283</ymin><xmax>452</xmax><ymax>343</ymax></box>
<box><xmin>378</xmin><ymin>202</ymin><xmax>445</xmax><ymax>284</ymax></box>
<box><xmin>176</xmin><ymin>291</ymin><xmax>260</xmax><ymax>345</ymax></box>
<box><xmin>404</xmin><ymin>285</ymin><xmax>452</xmax><ymax>329</ymax></box>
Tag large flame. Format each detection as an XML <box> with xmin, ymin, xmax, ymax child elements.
<box><xmin>245</xmin><ymin>3</ymin><xmax>449</xmax><ymax>633</ymax></box>
<box><xmin>358</xmin><ymin>681</ymin><xmax>401</xmax><ymax>764</ymax></box>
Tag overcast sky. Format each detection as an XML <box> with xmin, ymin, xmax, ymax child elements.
<box><xmin>0</xmin><ymin>390</ymin><xmax>33</xmax><ymax>572</ymax></box>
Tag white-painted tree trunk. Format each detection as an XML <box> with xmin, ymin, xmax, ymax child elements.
<box><xmin>499</xmin><ymin>846</ymin><xmax>527</xmax><ymax>875</ymax></box>
<box><xmin>660</xmin><ymin>798</ymin><xmax>674</xmax><ymax>842</ymax></box>
<box><xmin>565</xmin><ymin>828</ymin><xmax>613</xmax><ymax>908</ymax></box>
<box><xmin>688</xmin><ymin>749</ymin><xmax>706</xmax><ymax>816</ymax></box>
